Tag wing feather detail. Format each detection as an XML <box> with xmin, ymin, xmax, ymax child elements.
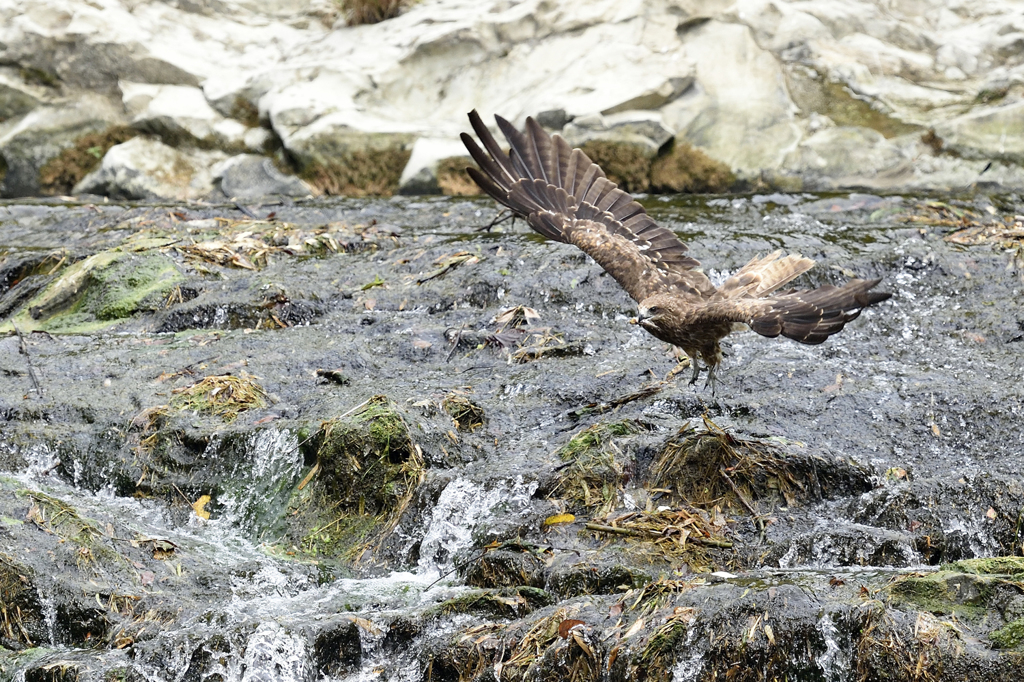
<box><xmin>703</xmin><ymin>278</ymin><xmax>892</xmax><ymax>345</ymax></box>
<box><xmin>462</xmin><ymin>110</ymin><xmax>703</xmax><ymax>303</ymax></box>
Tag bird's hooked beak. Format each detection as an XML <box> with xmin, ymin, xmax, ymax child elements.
<box><xmin>630</xmin><ymin>309</ymin><xmax>650</xmax><ymax>326</ymax></box>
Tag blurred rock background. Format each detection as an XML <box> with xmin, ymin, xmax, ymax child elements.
<box><xmin>1</xmin><ymin>0</ymin><xmax>1022</xmax><ymax>200</ymax></box>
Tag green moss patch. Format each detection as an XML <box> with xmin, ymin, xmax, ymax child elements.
<box><xmin>991</xmin><ymin>618</ymin><xmax>1024</xmax><ymax>649</ymax></box>
<box><xmin>946</xmin><ymin>557</ymin><xmax>1024</xmax><ymax>576</ymax></box>
<box><xmin>38</xmin><ymin>126</ymin><xmax>137</xmax><ymax>195</ymax></box>
<box><xmin>649</xmin><ymin>139</ymin><xmax>735</xmax><ymax>193</ymax></box>
<box><xmin>301</xmin><ymin>148</ymin><xmax>412</xmax><ymax>197</ymax></box>
<box><xmin>579</xmin><ymin>140</ymin><xmax>653</xmax><ymax>193</ymax></box>
<box><xmin>4</xmin><ymin>250</ymin><xmax>183</xmax><ymax>334</ymax></box>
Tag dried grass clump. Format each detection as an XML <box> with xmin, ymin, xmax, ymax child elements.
<box><xmin>341</xmin><ymin>0</ymin><xmax>406</xmax><ymax>25</ymax></box>
<box><xmin>854</xmin><ymin>604</ymin><xmax>952</xmax><ymax>682</ymax></box>
<box><xmin>585</xmin><ymin>507</ymin><xmax>730</xmax><ymax>568</ymax></box>
<box><xmin>302</xmin><ymin>148</ymin><xmax>411</xmax><ymax>196</ymax></box>
<box><xmin>649</xmin><ymin>140</ymin><xmax>734</xmax><ymax>194</ymax></box>
<box><xmin>553</xmin><ymin>421</ymin><xmax>638</xmax><ymax>516</ymax></box>
<box><xmin>38</xmin><ymin>126</ymin><xmax>137</xmax><ymax>195</ymax></box>
<box><xmin>171</xmin><ymin>372</ymin><xmax>267</xmax><ymax>421</ymax></box>
<box><xmin>436</xmin><ymin>156</ymin><xmax>480</xmax><ymax>196</ymax></box>
<box><xmin>579</xmin><ymin>140</ymin><xmax>653</xmax><ymax>193</ymax></box>
<box><xmin>442</xmin><ymin>393</ymin><xmax>485</xmax><ymax>432</ymax></box>
<box><xmin>650</xmin><ymin>415</ymin><xmax>804</xmax><ymax>513</ymax></box>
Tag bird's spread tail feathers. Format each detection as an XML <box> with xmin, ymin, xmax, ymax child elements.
<box><xmin>749</xmin><ymin>278</ymin><xmax>891</xmax><ymax>345</ymax></box>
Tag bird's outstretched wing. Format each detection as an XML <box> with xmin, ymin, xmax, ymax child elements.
<box><xmin>461</xmin><ymin>110</ymin><xmax>711</xmax><ymax>303</ymax></box>
<box><xmin>700</xmin><ymin>278</ymin><xmax>892</xmax><ymax>344</ymax></box>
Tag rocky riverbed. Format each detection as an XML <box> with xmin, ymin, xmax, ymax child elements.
<box><xmin>0</xmin><ymin>191</ymin><xmax>1023</xmax><ymax>681</ymax></box>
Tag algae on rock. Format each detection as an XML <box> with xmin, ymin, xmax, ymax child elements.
<box><xmin>286</xmin><ymin>396</ymin><xmax>424</xmax><ymax>563</ymax></box>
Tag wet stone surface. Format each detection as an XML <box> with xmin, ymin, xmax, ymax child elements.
<box><xmin>0</xmin><ymin>193</ymin><xmax>1022</xmax><ymax>680</ymax></box>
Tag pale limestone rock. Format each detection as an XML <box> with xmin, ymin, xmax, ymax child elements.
<box><xmin>934</xmin><ymin>101</ymin><xmax>1024</xmax><ymax>163</ymax></box>
<box><xmin>212</xmin><ymin>154</ymin><xmax>311</xmax><ymax>199</ymax></box>
<box><xmin>3</xmin><ymin>0</ymin><xmax>1024</xmax><ymax>193</ymax></box>
<box><xmin>562</xmin><ymin>111</ymin><xmax>675</xmax><ymax>152</ymax></box>
<box><xmin>398</xmin><ymin>138</ymin><xmax>470</xmax><ymax>195</ymax></box>
<box><xmin>74</xmin><ymin>136</ymin><xmax>224</xmax><ymax>200</ymax></box>
<box><xmin>664</xmin><ymin>20</ymin><xmax>801</xmax><ymax>174</ymax></box>
<box><xmin>121</xmin><ymin>83</ymin><xmax>247</xmax><ymax>149</ymax></box>
<box><xmin>782</xmin><ymin>126</ymin><xmax>910</xmax><ymax>189</ymax></box>
<box><xmin>0</xmin><ymin>93</ymin><xmax>124</xmax><ymax>197</ymax></box>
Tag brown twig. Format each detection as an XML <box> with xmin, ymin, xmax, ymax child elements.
<box><xmin>12</xmin><ymin>323</ymin><xmax>42</xmax><ymax>395</ymax></box>
<box><xmin>719</xmin><ymin>467</ymin><xmax>766</xmax><ymax>540</ymax></box>
<box><xmin>584</xmin><ymin>522</ymin><xmax>733</xmax><ymax>548</ymax></box>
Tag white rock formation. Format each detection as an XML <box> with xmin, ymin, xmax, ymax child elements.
<box><xmin>1</xmin><ymin>0</ymin><xmax>1023</xmax><ymax>196</ymax></box>
<box><xmin>74</xmin><ymin>136</ymin><xmax>225</xmax><ymax>200</ymax></box>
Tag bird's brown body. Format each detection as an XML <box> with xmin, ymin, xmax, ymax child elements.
<box><xmin>460</xmin><ymin>111</ymin><xmax>891</xmax><ymax>385</ymax></box>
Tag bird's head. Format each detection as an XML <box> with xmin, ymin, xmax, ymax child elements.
<box><xmin>633</xmin><ymin>295</ymin><xmax>674</xmax><ymax>332</ymax></box>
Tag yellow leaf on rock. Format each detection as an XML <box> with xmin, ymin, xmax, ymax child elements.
<box><xmin>543</xmin><ymin>513</ymin><xmax>576</xmax><ymax>527</ymax></box>
<box><xmin>192</xmin><ymin>495</ymin><xmax>211</xmax><ymax>520</ymax></box>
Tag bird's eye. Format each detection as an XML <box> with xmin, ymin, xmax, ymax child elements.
<box><xmin>648</xmin><ymin>306</ymin><xmax>660</xmax><ymax>314</ymax></box>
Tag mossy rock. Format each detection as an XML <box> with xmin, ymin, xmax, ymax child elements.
<box><xmin>301</xmin><ymin>148</ymin><xmax>412</xmax><ymax>197</ymax></box>
<box><xmin>553</xmin><ymin>420</ymin><xmax>641</xmax><ymax>515</ymax></box>
<box><xmin>3</xmin><ymin>248</ymin><xmax>183</xmax><ymax>334</ymax></box>
<box><xmin>430</xmin><ymin>586</ymin><xmax>555</xmax><ymax>620</ymax></box>
<box><xmin>947</xmin><ymin>557</ymin><xmax>1024</xmax><ymax>577</ymax></box>
<box><xmin>37</xmin><ymin>126</ymin><xmax>137</xmax><ymax>196</ymax></box>
<box><xmin>578</xmin><ymin>140</ymin><xmax>653</xmax><ymax>193</ymax></box>
<box><xmin>886</xmin><ymin>569</ymin><xmax>1023</xmax><ymax>622</ymax></box>
<box><xmin>649</xmin><ymin>139</ymin><xmax>735</xmax><ymax>193</ymax></box>
<box><xmin>284</xmin><ymin>396</ymin><xmax>424</xmax><ymax>563</ymax></box>
<box><xmin>991</xmin><ymin>618</ymin><xmax>1024</xmax><ymax>649</ymax></box>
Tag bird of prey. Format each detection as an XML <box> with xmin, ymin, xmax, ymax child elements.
<box><xmin>460</xmin><ymin>111</ymin><xmax>891</xmax><ymax>388</ymax></box>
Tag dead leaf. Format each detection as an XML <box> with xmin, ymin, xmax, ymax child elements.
<box><xmin>931</xmin><ymin>423</ymin><xmax>941</xmax><ymax>437</ymax></box>
<box><xmin>543</xmin><ymin>513</ymin><xmax>576</xmax><ymax>528</ymax></box>
<box><xmin>192</xmin><ymin>495</ymin><xmax>211</xmax><ymax>520</ymax></box>
<box><xmin>412</xmin><ymin>339</ymin><xmax>432</xmax><ymax>349</ymax></box>
<box><xmin>139</xmin><ymin>571</ymin><xmax>155</xmax><ymax>587</ymax></box>
<box><xmin>348</xmin><ymin>615</ymin><xmax>382</xmax><ymax>636</ymax></box>
<box><xmin>764</xmin><ymin>623</ymin><xmax>775</xmax><ymax>645</ymax></box>
<box><xmin>623</xmin><ymin>618</ymin><xmax>645</xmax><ymax>639</ymax></box>
<box><xmin>571</xmin><ymin>630</ymin><xmax>593</xmax><ymax>656</ymax></box>
<box><xmin>558</xmin><ymin>619</ymin><xmax>585</xmax><ymax>638</ymax></box>
<box><xmin>986</xmin><ymin>507</ymin><xmax>997</xmax><ymax>520</ymax></box>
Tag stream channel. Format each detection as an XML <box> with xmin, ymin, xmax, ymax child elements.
<box><xmin>0</xmin><ymin>192</ymin><xmax>1022</xmax><ymax>681</ymax></box>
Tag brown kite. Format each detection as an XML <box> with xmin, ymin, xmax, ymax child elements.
<box><xmin>460</xmin><ymin>111</ymin><xmax>891</xmax><ymax>387</ymax></box>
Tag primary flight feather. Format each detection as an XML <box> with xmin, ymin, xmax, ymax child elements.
<box><xmin>460</xmin><ymin>111</ymin><xmax>891</xmax><ymax>387</ymax></box>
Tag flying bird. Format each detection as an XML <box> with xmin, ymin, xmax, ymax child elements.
<box><xmin>460</xmin><ymin>111</ymin><xmax>891</xmax><ymax>388</ymax></box>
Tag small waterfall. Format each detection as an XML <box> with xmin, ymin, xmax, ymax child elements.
<box><xmin>815</xmin><ymin>612</ymin><xmax>851</xmax><ymax>682</ymax></box>
<box><xmin>417</xmin><ymin>475</ymin><xmax>538</xmax><ymax>577</ymax></box>
<box><xmin>241</xmin><ymin>622</ymin><xmax>312</xmax><ymax>682</ymax></box>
